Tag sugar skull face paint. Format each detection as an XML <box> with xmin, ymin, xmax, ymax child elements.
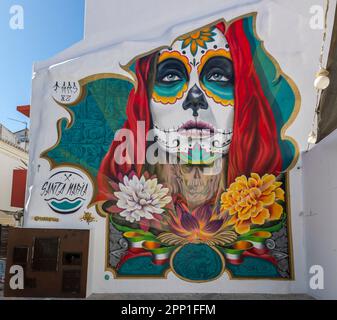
<box><xmin>150</xmin><ymin>27</ymin><xmax>235</xmax><ymax>164</ymax></box>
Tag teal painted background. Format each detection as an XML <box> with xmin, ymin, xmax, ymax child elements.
<box><xmin>172</xmin><ymin>244</ymin><xmax>224</xmax><ymax>281</ymax></box>
<box><xmin>47</xmin><ymin>78</ymin><xmax>132</xmax><ymax>178</ymax></box>
<box><xmin>117</xmin><ymin>254</ymin><xmax>280</xmax><ymax>279</ymax></box>
<box><xmin>118</xmin><ymin>256</ymin><xmax>169</xmax><ymax>276</ymax></box>
<box><xmin>226</xmin><ymin>257</ymin><xmax>280</xmax><ymax>278</ymax></box>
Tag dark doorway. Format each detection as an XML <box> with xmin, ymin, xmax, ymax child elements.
<box><xmin>4</xmin><ymin>228</ymin><xmax>89</xmax><ymax>298</ymax></box>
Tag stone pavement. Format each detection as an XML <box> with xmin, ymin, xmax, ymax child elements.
<box><xmin>0</xmin><ymin>284</ymin><xmax>314</xmax><ymax>300</ymax></box>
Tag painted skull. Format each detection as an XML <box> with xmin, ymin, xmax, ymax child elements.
<box><xmin>176</xmin><ymin>164</ymin><xmax>222</xmax><ymax>210</ymax></box>
<box><xmin>151</xmin><ymin>26</ymin><xmax>234</xmax><ymax>164</ymax></box>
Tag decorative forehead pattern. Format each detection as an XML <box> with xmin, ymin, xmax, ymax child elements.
<box><xmin>154</xmin><ymin>26</ymin><xmax>234</xmax><ymax>107</ymax></box>
<box><xmin>159</xmin><ymin>26</ymin><xmax>232</xmax><ymax>65</ymax></box>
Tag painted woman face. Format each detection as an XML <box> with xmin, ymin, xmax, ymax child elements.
<box><xmin>150</xmin><ymin>27</ymin><xmax>234</xmax><ymax>164</ymax></box>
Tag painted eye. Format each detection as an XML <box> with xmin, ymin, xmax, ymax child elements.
<box><xmin>161</xmin><ymin>74</ymin><xmax>181</xmax><ymax>82</ymax></box>
<box><xmin>208</xmin><ymin>73</ymin><xmax>229</xmax><ymax>82</ymax></box>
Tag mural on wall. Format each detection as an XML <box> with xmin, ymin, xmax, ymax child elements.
<box><xmin>40</xmin><ymin>169</ymin><xmax>91</xmax><ymax>214</ymax></box>
<box><xmin>42</xmin><ymin>13</ymin><xmax>300</xmax><ymax>282</ymax></box>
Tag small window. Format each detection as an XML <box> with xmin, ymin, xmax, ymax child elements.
<box><xmin>62</xmin><ymin>270</ymin><xmax>81</xmax><ymax>294</ymax></box>
<box><xmin>62</xmin><ymin>252</ymin><xmax>82</xmax><ymax>266</ymax></box>
<box><xmin>13</xmin><ymin>247</ymin><xmax>29</xmax><ymax>265</ymax></box>
<box><xmin>32</xmin><ymin>237</ymin><xmax>60</xmax><ymax>272</ymax></box>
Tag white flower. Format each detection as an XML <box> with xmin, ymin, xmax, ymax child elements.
<box><xmin>115</xmin><ymin>175</ymin><xmax>172</xmax><ymax>223</ymax></box>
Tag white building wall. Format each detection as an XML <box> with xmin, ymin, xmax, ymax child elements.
<box><xmin>302</xmin><ymin>130</ymin><xmax>337</xmax><ymax>300</ymax></box>
<box><xmin>0</xmin><ymin>141</ymin><xmax>28</xmax><ymax>212</ymax></box>
<box><xmin>0</xmin><ymin>125</ymin><xmax>18</xmax><ymax>146</ymax></box>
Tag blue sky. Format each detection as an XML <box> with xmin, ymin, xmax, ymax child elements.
<box><xmin>0</xmin><ymin>0</ymin><xmax>84</xmax><ymax>132</ymax></box>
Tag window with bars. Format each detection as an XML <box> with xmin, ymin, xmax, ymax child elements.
<box><xmin>32</xmin><ymin>237</ymin><xmax>60</xmax><ymax>272</ymax></box>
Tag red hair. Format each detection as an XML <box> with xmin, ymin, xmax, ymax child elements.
<box><xmin>97</xmin><ymin>54</ymin><xmax>156</xmax><ymax>200</ymax></box>
<box><xmin>219</xmin><ymin>20</ymin><xmax>282</xmax><ymax>183</ymax></box>
<box><xmin>97</xmin><ymin>18</ymin><xmax>283</xmax><ymax>200</ymax></box>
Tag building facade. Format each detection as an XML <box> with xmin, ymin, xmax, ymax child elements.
<box><xmin>5</xmin><ymin>0</ymin><xmax>337</xmax><ymax>299</ymax></box>
<box><xmin>0</xmin><ymin>124</ymin><xmax>28</xmax><ymax>221</ymax></box>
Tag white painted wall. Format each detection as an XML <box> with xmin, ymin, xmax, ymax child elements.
<box><xmin>0</xmin><ymin>141</ymin><xmax>28</xmax><ymax>212</ymax></box>
<box><xmin>302</xmin><ymin>130</ymin><xmax>337</xmax><ymax>300</ymax></box>
<box><xmin>26</xmin><ymin>0</ymin><xmax>337</xmax><ymax>296</ymax></box>
<box><xmin>36</xmin><ymin>0</ymin><xmax>337</xmax><ymax>152</ymax></box>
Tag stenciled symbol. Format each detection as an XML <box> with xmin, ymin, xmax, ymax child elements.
<box><xmin>52</xmin><ymin>80</ymin><xmax>80</xmax><ymax>104</ymax></box>
<box><xmin>80</xmin><ymin>212</ymin><xmax>97</xmax><ymax>225</ymax></box>
<box><xmin>40</xmin><ymin>170</ymin><xmax>90</xmax><ymax>214</ymax></box>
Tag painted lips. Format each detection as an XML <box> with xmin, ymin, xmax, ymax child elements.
<box><xmin>178</xmin><ymin>120</ymin><xmax>215</xmax><ymax>137</ymax></box>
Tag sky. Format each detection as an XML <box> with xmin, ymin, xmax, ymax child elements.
<box><xmin>0</xmin><ymin>0</ymin><xmax>84</xmax><ymax>132</ymax></box>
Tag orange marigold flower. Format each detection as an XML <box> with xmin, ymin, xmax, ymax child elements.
<box><xmin>179</xmin><ymin>27</ymin><xmax>217</xmax><ymax>56</ymax></box>
<box><xmin>221</xmin><ymin>173</ymin><xmax>285</xmax><ymax>235</ymax></box>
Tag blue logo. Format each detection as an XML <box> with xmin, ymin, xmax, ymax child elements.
<box><xmin>41</xmin><ymin>170</ymin><xmax>89</xmax><ymax>214</ymax></box>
